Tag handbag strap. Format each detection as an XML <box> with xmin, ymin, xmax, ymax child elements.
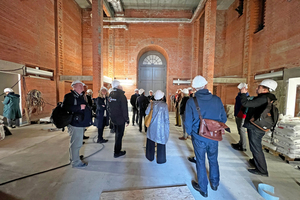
<box><xmin>193</xmin><ymin>97</ymin><xmax>203</xmax><ymax>121</ymax></box>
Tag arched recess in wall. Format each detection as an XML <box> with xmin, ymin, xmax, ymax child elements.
<box><xmin>137</xmin><ymin>46</ymin><xmax>168</xmax><ymax>95</ymax></box>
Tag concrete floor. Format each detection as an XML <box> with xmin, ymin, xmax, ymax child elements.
<box><xmin>0</xmin><ymin>113</ymin><xmax>299</xmax><ymax>200</ymax></box>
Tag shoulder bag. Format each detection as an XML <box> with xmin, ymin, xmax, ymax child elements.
<box><xmin>193</xmin><ymin>97</ymin><xmax>229</xmax><ymax>141</ymax></box>
<box><xmin>145</xmin><ymin>102</ymin><xmax>153</xmax><ymax>127</ymax></box>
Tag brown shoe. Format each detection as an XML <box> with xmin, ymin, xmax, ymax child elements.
<box><xmin>178</xmin><ymin>136</ymin><xmax>187</xmax><ymax>140</ymax></box>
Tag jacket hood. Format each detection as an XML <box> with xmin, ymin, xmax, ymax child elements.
<box><xmin>113</xmin><ymin>88</ymin><xmax>125</xmax><ymax>94</ymax></box>
<box><xmin>258</xmin><ymin>92</ymin><xmax>277</xmax><ymax>101</ymax></box>
<box><xmin>8</xmin><ymin>92</ymin><xmax>20</xmax><ymax>98</ymax></box>
<box><xmin>194</xmin><ymin>89</ymin><xmax>213</xmax><ymax>100</ymax></box>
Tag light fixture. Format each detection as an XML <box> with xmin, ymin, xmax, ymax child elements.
<box><xmin>173</xmin><ymin>79</ymin><xmax>192</xmax><ymax>85</ymax></box>
<box><xmin>26</xmin><ymin>67</ymin><xmax>53</xmax><ymax>77</ymax></box>
<box><xmin>254</xmin><ymin>71</ymin><xmax>283</xmax><ymax>80</ymax></box>
<box><xmin>116</xmin><ymin>78</ymin><xmax>133</xmax><ymax>86</ymax></box>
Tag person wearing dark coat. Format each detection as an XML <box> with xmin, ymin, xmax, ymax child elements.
<box><xmin>136</xmin><ymin>89</ymin><xmax>149</xmax><ymax>132</ymax></box>
<box><xmin>178</xmin><ymin>89</ymin><xmax>190</xmax><ymax>140</ymax></box>
<box><xmin>108</xmin><ymin>81</ymin><xmax>129</xmax><ymax>158</ymax></box>
<box><xmin>147</xmin><ymin>90</ymin><xmax>155</xmax><ymax>101</ymax></box>
<box><xmin>130</xmin><ymin>89</ymin><xmax>140</xmax><ymax>126</ymax></box>
<box><xmin>2</xmin><ymin>88</ymin><xmax>21</xmax><ymax>128</ymax></box>
<box><xmin>94</xmin><ymin>87</ymin><xmax>109</xmax><ymax>143</ymax></box>
<box><xmin>241</xmin><ymin>79</ymin><xmax>278</xmax><ymax>177</ymax></box>
<box><xmin>62</xmin><ymin>80</ymin><xmax>92</xmax><ymax>168</ymax></box>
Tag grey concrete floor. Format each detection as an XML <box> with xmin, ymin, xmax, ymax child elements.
<box><xmin>0</xmin><ymin>113</ymin><xmax>299</xmax><ymax>200</ymax></box>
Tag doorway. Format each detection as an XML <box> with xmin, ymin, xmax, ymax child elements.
<box><xmin>138</xmin><ymin>51</ymin><xmax>167</xmax><ymax>95</ymax></box>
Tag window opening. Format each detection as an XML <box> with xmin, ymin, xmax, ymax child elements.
<box><xmin>142</xmin><ymin>55</ymin><xmax>163</xmax><ymax>65</ymax></box>
<box><xmin>254</xmin><ymin>0</ymin><xmax>266</xmax><ymax>33</ymax></box>
<box><xmin>235</xmin><ymin>0</ymin><xmax>244</xmax><ymax>17</ymax></box>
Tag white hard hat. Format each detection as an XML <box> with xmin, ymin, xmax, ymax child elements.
<box><xmin>108</xmin><ymin>88</ymin><xmax>113</xmax><ymax>93</ymax></box>
<box><xmin>87</xmin><ymin>89</ymin><xmax>93</xmax><ymax>93</ymax></box>
<box><xmin>192</xmin><ymin>75</ymin><xmax>208</xmax><ymax>88</ymax></box>
<box><xmin>154</xmin><ymin>90</ymin><xmax>164</xmax><ymax>100</ymax></box>
<box><xmin>188</xmin><ymin>87</ymin><xmax>193</xmax><ymax>91</ymax></box>
<box><xmin>100</xmin><ymin>87</ymin><xmax>108</xmax><ymax>92</ymax></box>
<box><xmin>260</xmin><ymin>79</ymin><xmax>278</xmax><ymax>92</ymax></box>
<box><xmin>149</xmin><ymin>90</ymin><xmax>153</xmax><ymax>93</ymax></box>
<box><xmin>139</xmin><ymin>89</ymin><xmax>145</xmax><ymax>95</ymax></box>
<box><xmin>134</xmin><ymin>88</ymin><xmax>139</xmax><ymax>92</ymax></box>
<box><xmin>237</xmin><ymin>83</ymin><xmax>248</xmax><ymax>89</ymax></box>
<box><xmin>112</xmin><ymin>80</ymin><xmax>120</xmax><ymax>88</ymax></box>
<box><xmin>4</xmin><ymin>88</ymin><xmax>13</xmax><ymax>93</ymax></box>
<box><xmin>71</xmin><ymin>80</ymin><xmax>84</xmax><ymax>87</ymax></box>
<box><xmin>182</xmin><ymin>88</ymin><xmax>189</xmax><ymax>94</ymax></box>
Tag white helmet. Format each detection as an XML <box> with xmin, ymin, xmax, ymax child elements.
<box><xmin>192</xmin><ymin>75</ymin><xmax>208</xmax><ymax>89</ymax></box>
<box><xmin>154</xmin><ymin>90</ymin><xmax>164</xmax><ymax>100</ymax></box>
<box><xmin>149</xmin><ymin>90</ymin><xmax>153</xmax><ymax>93</ymax></box>
<box><xmin>134</xmin><ymin>88</ymin><xmax>139</xmax><ymax>92</ymax></box>
<box><xmin>260</xmin><ymin>79</ymin><xmax>277</xmax><ymax>92</ymax></box>
<box><xmin>139</xmin><ymin>89</ymin><xmax>145</xmax><ymax>95</ymax></box>
<box><xmin>4</xmin><ymin>88</ymin><xmax>13</xmax><ymax>93</ymax></box>
<box><xmin>182</xmin><ymin>88</ymin><xmax>189</xmax><ymax>94</ymax></box>
<box><xmin>237</xmin><ymin>83</ymin><xmax>248</xmax><ymax>89</ymax></box>
<box><xmin>71</xmin><ymin>80</ymin><xmax>84</xmax><ymax>87</ymax></box>
<box><xmin>87</xmin><ymin>89</ymin><xmax>93</xmax><ymax>94</ymax></box>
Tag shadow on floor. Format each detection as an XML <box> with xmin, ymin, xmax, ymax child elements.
<box><xmin>0</xmin><ymin>191</ymin><xmax>22</xmax><ymax>200</ymax></box>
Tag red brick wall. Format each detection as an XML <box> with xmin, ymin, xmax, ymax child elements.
<box><xmin>82</xmin><ymin>9</ymin><xmax>93</xmax><ymax>76</ymax></box>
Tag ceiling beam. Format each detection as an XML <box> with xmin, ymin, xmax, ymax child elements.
<box><xmin>103</xmin><ymin>0</ymin><xmax>114</xmax><ymax>17</ymax></box>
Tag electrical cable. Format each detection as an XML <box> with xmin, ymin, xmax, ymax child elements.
<box><xmin>0</xmin><ymin>141</ymin><xmax>104</xmax><ymax>186</ymax></box>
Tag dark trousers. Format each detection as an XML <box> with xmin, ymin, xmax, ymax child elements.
<box><xmin>97</xmin><ymin>117</ymin><xmax>106</xmax><ymax>141</ymax></box>
<box><xmin>247</xmin><ymin>126</ymin><xmax>268</xmax><ymax>174</ymax></box>
<box><xmin>132</xmin><ymin>108</ymin><xmax>139</xmax><ymax>125</ymax></box>
<box><xmin>146</xmin><ymin>138</ymin><xmax>166</xmax><ymax>164</ymax></box>
<box><xmin>114</xmin><ymin>124</ymin><xmax>125</xmax><ymax>154</ymax></box>
<box><xmin>139</xmin><ymin>112</ymin><xmax>147</xmax><ymax>132</ymax></box>
<box><xmin>192</xmin><ymin>135</ymin><xmax>219</xmax><ymax>193</ymax></box>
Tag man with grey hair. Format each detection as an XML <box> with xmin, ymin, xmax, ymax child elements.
<box><xmin>130</xmin><ymin>89</ymin><xmax>140</xmax><ymax>126</ymax></box>
<box><xmin>185</xmin><ymin>75</ymin><xmax>227</xmax><ymax>198</ymax></box>
<box><xmin>108</xmin><ymin>80</ymin><xmax>129</xmax><ymax>158</ymax></box>
<box><xmin>62</xmin><ymin>80</ymin><xmax>92</xmax><ymax>168</ymax></box>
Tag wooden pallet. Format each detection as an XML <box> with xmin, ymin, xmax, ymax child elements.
<box><xmin>262</xmin><ymin>145</ymin><xmax>300</xmax><ymax>163</ymax></box>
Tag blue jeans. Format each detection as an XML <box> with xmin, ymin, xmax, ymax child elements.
<box><xmin>192</xmin><ymin>135</ymin><xmax>219</xmax><ymax>193</ymax></box>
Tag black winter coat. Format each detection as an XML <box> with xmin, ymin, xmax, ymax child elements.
<box><xmin>130</xmin><ymin>93</ymin><xmax>139</xmax><ymax>110</ymax></box>
<box><xmin>108</xmin><ymin>88</ymin><xmax>129</xmax><ymax>125</ymax></box>
<box><xmin>136</xmin><ymin>94</ymin><xmax>149</xmax><ymax>115</ymax></box>
<box><xmin>62</xmin><ymin>90</ymin><xmax>93</xmax><ymax>127</ymax></box>
<box><xmin>180</xmin><ymin>96</ymin><xmax>189</xmax><ymax>115</ymax></box>
<box><xmin>148</xmin><ymin>95</ymin><xmax>154</xmax><ymax>101</ymax></box>
<box><xmin>94</xmin><ymin>97</ymin><xmax>109</xmax><ymax>128</ymax></box>
<box><xmin>241</xmin><ymin>92</ymin><xmax>277</xmax><ymax>123</ymax></box>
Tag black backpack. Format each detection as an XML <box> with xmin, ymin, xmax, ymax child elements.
<box><xmin>250</xmin><ymin>98</ymin><xmax>279</xmax><ymax>132</ymax></box>
<box><xmin>50</xmin><ymin>102</ymin><xmax>73</xmax><ymax>129</ymax></box>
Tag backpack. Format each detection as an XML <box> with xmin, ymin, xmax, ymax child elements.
<box><xmin>250</xmin><ymin>98</ymin><xmax>279</xmax><ymax>132</ymax></box>
<box><xmin>50</xmin><ymin>102</ymin><xmax>73</xmax><ymax>129</ymax></box>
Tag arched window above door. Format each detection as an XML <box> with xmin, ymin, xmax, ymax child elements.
<box><xmin>142</xmin><ymin>55</ymin><xmax>163</xmax><ymax>65</ymax></box>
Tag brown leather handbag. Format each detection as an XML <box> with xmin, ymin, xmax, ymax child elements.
<box><xmin>193</xmin><ymin>97</ymin><xmax>229</xmax><ymax>141</ymax></box>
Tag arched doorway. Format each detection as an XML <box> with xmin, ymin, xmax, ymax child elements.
<box><xmin>138</xmin><ymin>51</ymin><xmax>167</xmax><ymax>95</ymax></box>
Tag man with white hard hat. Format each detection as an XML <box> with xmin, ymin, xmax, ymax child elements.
<box><xmin>62</xmin><ymin>80</ymin><xmax>92</xmax><ymax>168</ymax></box>
<box><xmin>130</xmin><ymin>89</ymin><xmax>140</xmax><ymax>126</ymax></box>
<box><xmin>148</xmin><ymin>90</ymin><xmax>154</xmax><ymax>101</ymax></box>
<box><xmin>188</xmin><ymin>87</ymin><xmax>194</xmax><ymax>97</ymax></box>
<box><xmin>185</xmin><ymin>75</ymin><xmax>227</xmax><ymax>198</ymax></box>
<box><xmin>108</xmin><ymin>80</ymin><xmax>129</xmax><ymax>158</ymax></box>
<box><xmin>240</xmin><ymin>79</ymin><xmax>278</xmax><ymax>177</ymax></box>
<box><xmin>136</xmin><ymin>89</ymin><xmax>149</xmax><ymax>132</ymax></box>
<box><xmin>178</xmin><ymin>89</ymin><xmax>190</xmax><ymax>140</ymax></box>
<box><xmin>231</xmin><ymin>83</ymin><xmax>249</xmax><ymax>152</ymax></box>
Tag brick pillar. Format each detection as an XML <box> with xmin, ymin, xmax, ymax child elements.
<box><xmin>191</xmin><ymin>20</ymin><xmax>200</xmax><ymax>77</ymax></box>
<box><xmin>202</xmin><ymin>0</ymin><xmax>217</xmax><ymax>92</ymax></box>
<box><xmin>92</xmin><ymin>0</ymin><xmax>103</xmax><ymax>97</ymax></box>
<box><xmin>243</xmin><ymin>0</ymin><xmax>257</xmax><ymax>88</ymax></box>
<box><xmin>108</xmin><ymin>28</ymin><xmax>115</xmax><ymax>79</ymax></box>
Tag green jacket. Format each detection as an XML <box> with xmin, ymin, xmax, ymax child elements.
<box><xmin>3</xmin><ymin>92</ymin><xmax>21</xmax><ymax>120</ymax></box>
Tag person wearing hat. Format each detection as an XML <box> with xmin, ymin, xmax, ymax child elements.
<box><xmin>240</xmin><ymin>79</ymin><xmax>278</xmax><ymax>177</ymax></box>
<box><xmin>2</xmin><ymin>88</ymin><xmax>21</xmax><ymax>128</ymax></box>
<box><xmin>188</xmin><ymin>87</ymin><xmax>194</xmax><ymax>97</ymax></box>
<box><xmin>231</xmin><ymin>83</ymin><xmax>249</xmax><ymax>152</ymax></box>
<box><xmin>136</xmin><ymin>89</ymin><xmax>150</xmax><ymax>133</ymax></box>
<box><xmin>145</xmin><ymin>90</ymin><xmax>169</xmax><ymax>164</ymax></box>
<box><xmin>94</xmin><ymin>87</ymin><xmax>109</xmax><ymax>143</ymax></box>
<box><xmin>175</xmin><ymin>89</ymin><xmax>182</xmax><ymax>127</ymax></box>
<box><xmin>108</xmin><ymin>80</ymin><xmax>129</xmax><ymax>158</ymax></box>
<box><xmin>148</xmin><ymin>90</ymin><xmax>154</xmax><ymax>101</ymax></box>
<box><xmin>178</xmin><ymin>88</ymin><xmax>190</xmax><ymax>140</ymax></box>
<box><xmin>185</xmin><ymin>76</ymin><xmax>227</xmax><ymax>197</ymax></box>
<box><xmin>130</xmin><ymin>89</ymin><xmax>140</xmax><ymax>126</ymax></box>
<box><xmin>62</xmin><ymin>80</ymin><xmax>93</xmax><ymax>168</ymax></box>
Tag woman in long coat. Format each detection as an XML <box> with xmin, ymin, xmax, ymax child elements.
<box><xmin>145</xmin><ymin>90</ymin><xmax>169</xmax><ymax>164</ymax></box>
<box><xmin>94</xmin><ymin>87</ymin><xmax>109</xmax><ymax>143</ymax></box>
<box><xmin>2</xmin><ymin>88</ymin><xmax>21</xmax><ymax>128</ymax></box>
